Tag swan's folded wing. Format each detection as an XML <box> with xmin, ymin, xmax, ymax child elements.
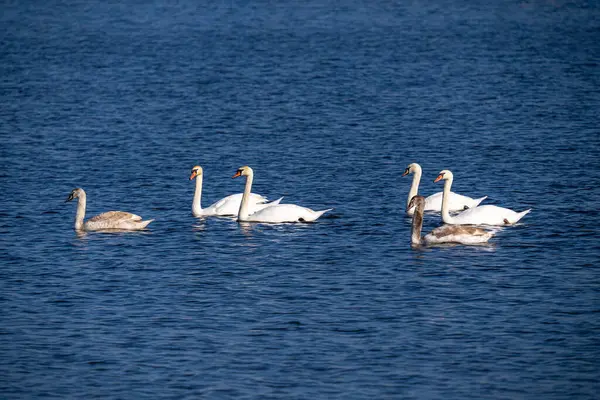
<box><xmin>211</xmin><ymin>193</ymin><xmax>268</xmax><ymax>210</ymax></box>
<box><xmin>430</xmin><ymin>225</ymin><xmax>490</xmax><ymax>238</ymax></box>
<box><xmin>248</xmin><ymin>193</ymin><xmax>268</xmax><ymax>204</ymax></box>
<box><xmin>246</xmin><ymin>204</ymin><xmax>327</xmax><ymax>223</ymax></box>
<box><xmin>209</xmin><ymin>194</ymin><xmax>241</xmax><ymax>210</ymax></box>
<box><xmin>88</xmin><ymin>211</ymin><xmax>143</xmax><ymax>223</ymax></box>
<box><xmin>425</xmin><ymin>192</ymin><xmax>483</xmax><ymax>212</ymax></box>
<box><xmin>426</xmin><ymin>224</ymin><xmax>492</xmax><ymax>244</ymax></box>
<box><xmin>246</xmin><ymin>204</ymin><xmax>302</xmax><ymax>222</ymax></box>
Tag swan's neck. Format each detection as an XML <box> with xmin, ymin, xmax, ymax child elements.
<box><xmin>411</xmin><ymin>207</ymin><xmax>424</xmax><ymax>246</ymax></box>
<box><xmin>75</xmin><ymin>193</ymin><xmax>86</xmax><ymax>231</ymax></box>
<box><xmin>238</xmin><ymin>173</ymin><xmax>254</xmax><ymax>221</ymax></box>
<box><xmin>441</xmin><ymin>176</ymin><xmax>455</xmax><ymax>224</ymax></box>
<box><xmin>192</xmin><ymin>175</ymin><xmax>203</xmax><ymax>216</ymax></box>
<box><xmin>407</xmin><ymin>166</ymin><xmax>422</xmax><ymax>208</ymax></box>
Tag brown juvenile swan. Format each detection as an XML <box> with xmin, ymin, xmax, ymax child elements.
<box><xmin>66</xmin><ymin>188</ymin><xmax>153</xmax><ymax>231</ymax></box>
<box><xmin>408</xmin><ymin>195</ymin><xmax>493</xmax><ymax>246</ymax></box>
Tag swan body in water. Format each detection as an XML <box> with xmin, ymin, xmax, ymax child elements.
<box><xmin>408</xmin><ymin>195</ymin><xmax>493</xmax><ymax>246</ymax></box>
<box><xmin>190</xmin><ymin>165</ymin><xmax>282</xmax><ymax>216</ymax></box>
<box><xmin>65</xmin><ymin>188</ymin><xmax>153</xmax><ymax>231</ymax></box>
<box><xmin>403</xmin><ymin>163</ymin><xmax>486</xmax><ymax>215</ymax></box>
<box><xmin>434</xmin><ymin>170</ymin><xmax>531</xmax><ymax>225</ymax></box>
<box><xmin>232</xmin><ymin>166</ymin><xmax>332</xmax><ymax>223</ymax></box>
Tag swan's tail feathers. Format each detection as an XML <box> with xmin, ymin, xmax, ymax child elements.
<box><xmin>138</xmin><ymin>219</ymin><xmax>154</xmax><ymax>229</ymax></box>
<box><xmin>300</xmin><ymin>208</ymin><xmax>333</xmax><ymax>223</ymax></box>
<box><xmin>313</xmin><ymin>208</ymin><xmax>333</xmax><ymax>220</ymax></box>
<box><xmin>471</xmin><ymin>196</ymin><xmax>488</xmax><ymax>208</ymax></box>
<box><xmin>513</xmin><ymin>209</ymin><xmax>531</xmax><ymax>223</ymax></box>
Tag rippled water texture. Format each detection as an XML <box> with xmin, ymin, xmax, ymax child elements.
<box><xmin>1</xmin><ymin>0</ymin><xmax>599</xmax><ymax>399</ymax></box>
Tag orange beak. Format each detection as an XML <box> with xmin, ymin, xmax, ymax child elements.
<box><xmin>232</xmin><ymin>171</ymin><xmax>242</xmax><ymax>178</ymax></box>
<box><xmin>434</xmin><ymin>174</ymin><xmax>443</xmax><ymax>183</ymax></box>
<box><xmin>189</xmin><ymin>171</ymin><xmax>198</xmax><ymax>180</ymax></box>
<box><xmin>402</xmin><ymin>169</ymin><xmax>409</xmax><ymax>177</ymax></box>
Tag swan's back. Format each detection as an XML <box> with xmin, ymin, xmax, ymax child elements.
<box><xmin>87</xmin><ymin>211</ymin><xmax>142</xmax><ymax>223</ymax></box>
<box><xmin>424</xmin><ymin>224</ymin><xmax>493</xmax><ymax>244</ymax></box>
<box><xmin>451</xmin><ymin>205</ymin><xmax>531</xmax><ymax>225</ymax></box>
<box><xmin>244</xmin><ymin>204</ymin><xmax>332</xmax><ymax>223</ymax></box>
<box><xmin>424</xmin><ymin>192</ymin><xmax>487</xmax><ymax>211</ymax></box>
<box><xmin>84</xmin><ymin>211</ymin><xmax>152</xmax><ymax>230</ymax></box>
<box><xmin>206</xmin><ymin>193</ymin><xmax>268</xmax><ymax>216</ymax></box>
<box><xmin>407</xmin><ymin>192</ymin><xmax>487</xmax><ymax>215</ymax></box>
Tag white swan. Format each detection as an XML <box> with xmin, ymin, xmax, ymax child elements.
<box><xmin>408</xmin><ymin>195</ymin><xmax>493</xmax><ymax>246</ymax></box>
<box><xmin>190</xmin><ymin>165</ymin><xmax>282</xmax><ymax>216</ymax></box>
<box><xmin>65</xmin><ymin>188</ymin><xmax>153</xmax><ymax>231</ymax></box>
<box><xmin>435</xmin><ymin>170</ymin><xmax>531</xmax><ymax>225</ymax></box>
<box><xmin>403</xmin><ymin>163</ymin><xmax>486</xmax><ymax>215</ymax></box>
<box><xmin>232</xmin><ymin>166</ymin><xmax>332</xmax><ymax>223</ymax></box>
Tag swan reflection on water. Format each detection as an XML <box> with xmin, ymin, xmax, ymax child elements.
<box><xmin>74</xmin><ymin>228</ymin><xmax>153</xmax><ymax>239</ymax></box>
<box><xmin>192</xmin><ymin>218</ymin><xmax>208</xmax><ymax>232</ymax></box>
<box><xmin>238</xmin><ymin>221</ymin><xmax>256</xmax><ymax>239</ymax></box>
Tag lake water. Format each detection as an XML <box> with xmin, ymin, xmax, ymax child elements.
<box><xmin>1</xmin><ymin>0</ymin><xmax>599</xmax><ymax>398</ymax></box>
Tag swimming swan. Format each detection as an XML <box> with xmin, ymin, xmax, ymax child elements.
<box><xmin>190</xmin><ymin>165</ymin><xmax>282</xmax><ymax>216</ymax></box>
<box><xmin>434</xmin><ymin>170</ymin><xmax>531</xmax><ymax>225</ymax></box>
<box><xmin>65</xmin><ymin>188</ymin><xmax>153</xmax><ymax>231</ymax></box>
<box><xmin>408</xmin><ymin>195</ymin><xmax>493</xmax><ymax>246</ymax></box>
<box><xmin>232</xmin><ymin>166</ymin><xmax>332</xmax><ymax>223</ymax></box>
<box><xmin>403</xmin><ymin>163</ymin><xmax>486</xmax><ymax>215</ymax></box>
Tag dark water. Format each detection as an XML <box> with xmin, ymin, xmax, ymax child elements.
<box><xmin>1</xmin><ymin>0</ymin><xmax>599</xmax><ymax>398</ymax></box>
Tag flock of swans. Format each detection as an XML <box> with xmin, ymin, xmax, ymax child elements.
<box><xmin>66</xmin><ymin>163</ymin><xmax>531</xmax><ymax>246</ymax></box>
<box><xmin>403</xmin><ymin>163</ymin><xmax>531</xmax><ymax>246</ymax></box>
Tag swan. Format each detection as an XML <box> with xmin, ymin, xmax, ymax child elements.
<box><xmin>403</xmin><ymin>163</ymin><xmax>486</xmax><ymax>215</ymax></box>
<box><xmin>190</xmin><ymin>165</ymin><xmax>282</xmax><ymax>216</ymax></box>
<box><xmin>435</xmin><ymin>170</ymin><xmax>531</xmax><ymax>225</ymax></box>
<box><xmin>232</xmin><ymin>166</ymin><xmax>332</xmax><ymax>223</ymax></box>
<box><xmin>65</xmin><ymin>188</ymin><xmax>153</xmax><ymax>231</ymax></box>
<box><xmin>408</xmin><ymin>195</ymin><xmax>493</xmax><ymax>246</ymax></box>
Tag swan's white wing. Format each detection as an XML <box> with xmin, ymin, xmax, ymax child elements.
<box><xmin>205</xmin><ymin>193</ymin><xmax>269</xmax><ymax>216</ymax></box>
<box><xmin>451</xmin><ymin>205</ymin><xmax>530</xmax><ymax>225</ymax></box>
<box><xmin>245</xmin><ymin>204</ymin><xmax>330</xmax><ymax>223</ymax></box>
<box><xmin>424</xmin><ymin>192</ymin><xmax>486</xmax><ymax>212</ymax></box>
<box><xmin>250</xmin><ymin>197</ymin><xmax>283</xmax><ymax>213</ymax></box>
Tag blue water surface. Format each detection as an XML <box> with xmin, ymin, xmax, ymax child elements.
<box><xmin>1</xmin><ymin>0</ymin><xmax>599</xmax><ymax>399</ymax></box>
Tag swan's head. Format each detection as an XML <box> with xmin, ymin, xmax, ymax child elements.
<box><xmin>232</xmin><ymin>166</ymin><xmax>253</xmax><ymax>179</ymax></box>
<box><xmin>434</xmin><ymin>169</ymin><xmax>453</xmax><ymax>183</ymax></box>
<box><xmin>407</xmin><ymin>195</ymin><xmax>426</xmax><ymax>212</ymax></box>
<box><xmin>402</xmin><ymin>163</ymin><xmax>421</xmax><ymax>177</ymax></box>
<box><xmin>65</xmin><ymin>188</ymin><xmax>84</xmax><ymax>202</ymax></box>
<box><xmin>190</xmin><ymin>166</ymin><xmax>203</xmax><ymax>180</ymax></box>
